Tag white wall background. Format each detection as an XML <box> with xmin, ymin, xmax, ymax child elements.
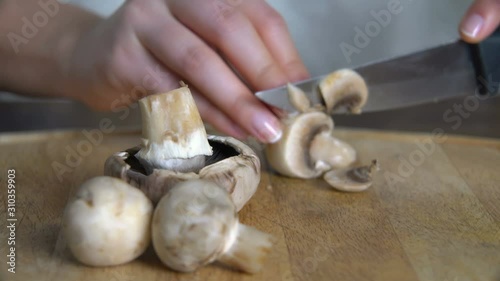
<box><xmin>63</xmin><ymin>0</ymin><xmax>124</xmax><ymax>16</ymax></box>
<box><xmin>66</xmin><ymin>0</ymin><xmax>472</xmax><ymax>75</ymax></box>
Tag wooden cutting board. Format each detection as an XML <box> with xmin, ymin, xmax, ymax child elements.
<box><xmin>0</xmin><ymin>129</ymin><xmax>499</xmax><ymax>281</ymax></box>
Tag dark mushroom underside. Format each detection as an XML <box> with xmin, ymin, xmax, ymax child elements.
<box><xmin>124</xmin><ymin>140</ymin><xmax>240</xmax><ymax>176</ymax></box>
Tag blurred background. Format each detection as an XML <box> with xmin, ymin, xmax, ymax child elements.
<box><xmin>1</xmin><ymin>0</ymin><xmax>498</xmax><ymax>137</ymax></box>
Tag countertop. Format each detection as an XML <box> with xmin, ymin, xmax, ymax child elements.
<box><xmin>0</xmin><ymin>129</ymin><xmax>499</xmax><ymax>281</ymax></box>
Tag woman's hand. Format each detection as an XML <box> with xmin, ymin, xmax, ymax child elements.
<box><xmin>460</xmin><ymin>0</ymin><xmax>500</xmax><ymax>43</ymax></box>
<box><xmin>66</xmin><ymin>0</ymin><xmax>309</xmax><ymax>143</ymax></box>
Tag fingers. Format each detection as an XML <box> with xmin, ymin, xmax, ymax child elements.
<box><xmin>104</xmin><ymin>40</ymin><xmax>248</xmax><ymax>140</ymax></box>
<box><xmin>167</xmin><ymin>0</ymin><xmax>288</xmax><ymax>91</ymax></box>
<box><xmin>80</xmin><ymin>31</ymin><xmax>179</xmax><ymax>110</ymax></box>
<box><xmin>460</xmin><ymin>0</ymin><xmax>500</xmax><ymax>43</ymax></box>
<box><xmin>119</xmin><ymin>48</ymin><xmax>248</xmax><ymax>139</ymax></box>
<box><xmin>190</xmin><ymin>88</ymin><xmax>248</xmax><ymax>139</ymax></box>
<box><xmin>132</xmin><ymin>44</ymin><xmax>248</xmax><ymax>140</ymax></box>
<box><xmin>240</xmin><ymin>0</ymin><xmax>309</xmax><ymax>82</ymax></box>
<box><xmin>137</xmin><ymin>16</ymin><xmax>283</xmax><ymax>143</ymax></box>
<box><xmin>112</xmin><ymin>36</ymin><xmax>248</xmax><ymax>140</ymax></box>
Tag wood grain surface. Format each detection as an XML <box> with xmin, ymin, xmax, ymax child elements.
<box><xmin>0</xmin><ymin>129</ymin><xmax>499</xmax><ymax>281</ymax></box>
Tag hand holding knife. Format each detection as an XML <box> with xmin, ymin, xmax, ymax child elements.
<box><xmin>256</xmin><ymin>28</ymin><xmax>500</xmax><ymax>115</ymax></box>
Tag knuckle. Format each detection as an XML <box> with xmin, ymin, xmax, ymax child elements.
<box><xmin>283</xmin><ymin>59</ymin><xmax>305</xmax><ymax>74</ymax></box>
<box><xmin>256</xmin><ymin>63</ymin><xmax>281</xmax><ymax>84</ymax></box>
<box><xmin>120</xmin><ymin>0</ymin><xmax>149</xmax><ymax>25</ymax></box>
<box><xmin>123</xmin><ymin>0</ymin><xmax>145</xmax><ymax>20</ymax></box>
<box><xmin>99</xmin><ymin>45</ymin><xmax>131</xmax><ymax>90</ymax></box>
<box><xmin>259</xmin><ymin>9</ymin><xmax>287</xmax><ymax>31</ymax></box>
<box><xmin>179</xmin><ymin>45</ymin><xmax>210</xmax><ymax>73</ymax></box>
<box><xmin>230</xmin><ymin>94</ymin><xmax>251</xmax><ymax>117</ymax></box>
<box><xmin>211</xmin><ymin>0</ymin><xmax>245</xmax><ymax>37</ymax></box>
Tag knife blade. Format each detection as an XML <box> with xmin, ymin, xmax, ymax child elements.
<box><xmin>255</xmin><ymin>31</ymin><xmax>500</xmax><ymax>114</ymax></box>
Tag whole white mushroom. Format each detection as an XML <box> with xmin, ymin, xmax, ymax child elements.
<box><xmin>62</xmin><ymin>176</ymin><xmax>153</xmax><ymax>266</ymax></box>
<box><xmin>152</xmin><ymin>180</ymin><xmax>274</xmax><ymax>273</ymax></box>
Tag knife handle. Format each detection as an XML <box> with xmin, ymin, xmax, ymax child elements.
<box><xmin>469</xmin><ymin>27</ymin><xmax>500</xmax><ymax>96</ymax></box>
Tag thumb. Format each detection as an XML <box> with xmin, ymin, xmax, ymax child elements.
<box><xmin>459</xmin><ymin>0</ymin><xmax>500</xmax><ymax>43</ymax></box>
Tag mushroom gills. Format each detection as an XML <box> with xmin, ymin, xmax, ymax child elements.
<box><xmin>323</xmin><ymin>160</ymin><xmax>379</xmax><ymax>192</ymax></box>
<box><xmin>107</xmin><ymin>135</ymin><xmax>260</xmax><ymax>211</ymax></box>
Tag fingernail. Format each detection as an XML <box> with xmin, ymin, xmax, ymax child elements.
<box><xmin>252</xmin><ymin>113</ymin><xmax>283</xmax><ymax>143</ymax></box>
<box><xmin>461</xmin><ymin>13</ymin><xmax>484</xmax><ymax>38</ymax></box>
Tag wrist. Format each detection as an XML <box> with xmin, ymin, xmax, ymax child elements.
<box><xmin>51</xmin><ymin>7</ymin><xmax>102</xmax><ymax>100</ymax></box>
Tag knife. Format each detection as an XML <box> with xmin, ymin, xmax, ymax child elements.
<box><xmin>256</xmin><ymin>28</ymin><xmax>500</xmax><ymax>114</ymax></box>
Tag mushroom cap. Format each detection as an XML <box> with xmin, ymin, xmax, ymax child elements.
<box><xmin>62</xmin><ymin>176</ymin><xmax>153</xmax><ymax>266</ymax></box>
<box><xmin>319</xmin><ymin>69</ymin><xmax>368</xmax><ymax>114</ymax></box>
<box><xmin>152</xmin><ymin>180</ymin><xmax>237</xmax><ymax>272</ymax></box>
<box><xmin>104</xmin><ymin>135</ymin><xmax>260</xmax><ymax>211</ymax></box>
<box><xmin>265</xmin><ymin>111</ymin><xmax>334</xmax><ymax>179</ymax></box>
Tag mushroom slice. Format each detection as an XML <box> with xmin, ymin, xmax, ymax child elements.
<box><xmin>323</xmin><ymin>160</ymin><xmax>379</xmax><ymax>192</ymax></box>
<box><xmin>152</xmin><ymin>180</ymin><xmax>273</xmax><ymax>274</ymax></box>
<box><xmin>265</xmin><ymin>109</ymin><xmax>356</xmax><ymax>178</ymax></box>
<box><xmin>287</xmin><ymin>83</ymin><xmax>311</xmax><ymax>113</ymax></box>
<box><xmin>318</xmin><ymin>69</ymin><xmax>368</xmax><ymax>114</ymax></box>
<box><xmin>265</xmin><ymin>111</ymin><xmax>334</xmax><ymax>179</ymax></box>
<box><xmin>62</xmin><ymin>177</ymin><xmax>153</xmax><ymax>266</ymax></box>
<box><xmin>310</xmin><ymin>133</ymin><xmax>357</xmax><ymax>171</ymax></box>
<box><xmin>104</xmin><ymin>135</ymin><xmax>260</xmax><ymax>211</ymax></box>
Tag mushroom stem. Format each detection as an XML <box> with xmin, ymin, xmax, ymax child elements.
<box><xmin>309</xmin><ymin>132</ymin><xmax>357</xmax><ymax>171</ymax></box>
<box><xmin>348</xmin><ymin>159</ymin><xmax>379</xmax><ymax>183</ymax></box>
<box><xmin>135</xmin><ymin>84</ymin><xmax>212</xmax><ymax>173</ymax></box>
<box><xmin>152</xmin><ymin>180</ymin><xmax>273</xmax><ymax>274</ymax></box>
<box><xmin>218</xmin><ymin>223</ymin><xmax>274</xmax><ymax>274</ymax></box>
<box><xmin>287</xmin><ymin>83</ymin><xmax>311</xmax><ymax>113</ymax></box>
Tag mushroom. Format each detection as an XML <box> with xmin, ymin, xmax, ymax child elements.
<box><xmin>104</xmin><ymin>84</ymin><xmax>260</xmax><ymax>211</ymax></box>
<box><xmin>135</xmin><ymin>82</ymin><xmax>213</xmax><ymax>174</ymax></box>
<box><xmin>265</xmin><ymin>69</ymin><xmax>377</xmax><ymax>192</ymax></box>
<box><xmin>323</xmin><ymin>160</ymin><xmax>379</xmax><ymax>192</ymax></box>
<box><xmin>318</xmin><ymin>69</ymin><xmax>368</xmax><ymax>114</ymax></box>
<box><xmin>62</xmin><ymin>176</ymin><xmax>153</xmax><ymax>266</ymax></box>
<box><xmin>265</xmin><ymin>80</ymin><xmax>357</xmax><ymax>179</ymax></box>
<box><xmin>152</xmin><ymin>180</ymin><xmax>273</xmax><ymax>274</ymax></box>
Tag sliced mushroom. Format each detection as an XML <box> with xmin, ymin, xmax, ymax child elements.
<box><xmin>323</xmin><ymin>160</ymin><xmax>379</xmax><ymax>192</ymax></box>
<box><xmin>265</xmin><ymin>83</ymin><xmax>357</xmax><ymax>179</ymax></box>
<box><xmin>318</xmin><ymin>69</ymin><xmax>368</xmax><ymax>114</ymax></box>
<box><xmin>287</xmin><ymin>83</ymin><xmax>311</xmax><ymax>113</ymax></box>
<box><xmin>104</xmin><ymin>85</ymin><xmax>260</xmax><ymax>211</ymax></box>
<box><xmin>265</xmin><ymin>110</ymin><xmax>356</xmax><ymax>178</ymax></box>
<box><xmin>152</xmin><ymin>180</ymin><xmax>273</xmax><ymax>274</ymax></box>
<box><xmin>62</xmin><ymin>176</ymin><xmax>153</xmax><ymax>266</ymax></box>
<box><xmin>309</xmin><ymin>132</ymin><xmax>357</xmax><ymax>171</ymax></box>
